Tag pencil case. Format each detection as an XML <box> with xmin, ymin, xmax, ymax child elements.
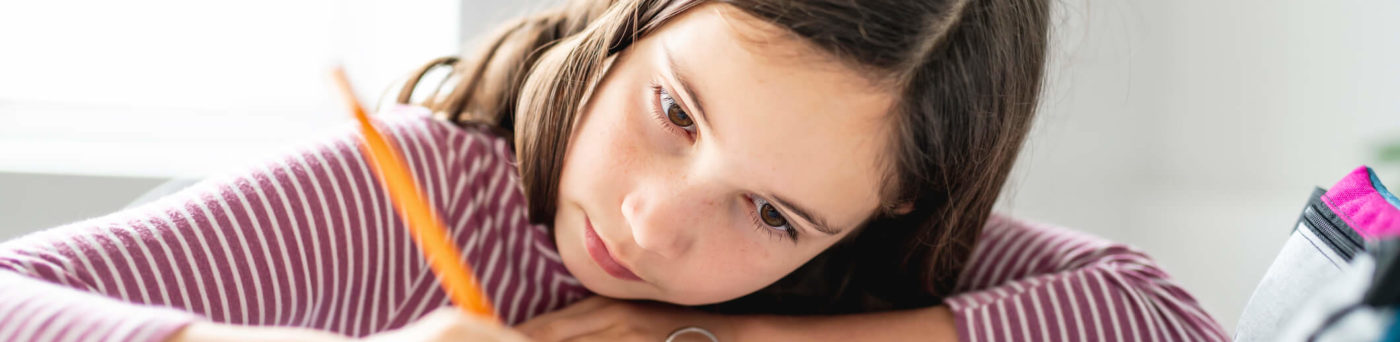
<box><xmin>1236</xmin><ymin>166</ymin><xmax>1400</xmax><ymax>340</ymax></box>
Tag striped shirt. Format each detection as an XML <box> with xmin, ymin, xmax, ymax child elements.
<box><xmin>0</xmin><ymin>107</ymin><xmax>1226</xmax><ymax>341</ymax></box>
<box><xmin>950</xmin><ymin>216</ymin><xmax>1228</xmax><ymax>341</ymax></box>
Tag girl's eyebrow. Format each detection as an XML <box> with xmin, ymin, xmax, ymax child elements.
<box><xmin>662</xmin><ymin>42</ymin><xmax>842</xmax><ymax>237</ymax></box>
<box><xmin>661</xmin><ymin>42</ymin><xmax>713</xmax><ymax>137</ymax></box>
<box><xmin>768</xmin><ymin>194</ymin><xmax>843</xmax><ymax>236</ymax></box>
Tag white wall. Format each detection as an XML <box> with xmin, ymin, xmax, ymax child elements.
<box><xmin>0</xmin><ymin>0</ymin><xmax>461</xmax><ymax>178</ymax></box>
<box><xmin>0</xmin><ymin>172</ymin><xmax>167</xmax><ymax>241</ymax></box>
<box><xmin>1000</xmin><ymin>0</ymin><xmax>1400</xmax><ymax>333</ymax></box>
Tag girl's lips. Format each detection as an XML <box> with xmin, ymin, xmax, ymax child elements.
<box><xmin>583</xmin><ymin>217</ymin><xmax>643</xmax><ymax>282</ymax></box>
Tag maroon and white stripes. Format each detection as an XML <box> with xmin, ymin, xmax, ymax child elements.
<box><xmin>0</xmin><ymin>106</ymin><xmax>1225</xmax><ymax>341</ymax></box>
<box><xmin>0</xmin><ymin>107</ymin><xmax>588</xmax><ymax>341</ymax></box>
<box><xmin>945</xmin><ymin>215</ymin><xmax>1228</xmax><ymax>341</ymax></box>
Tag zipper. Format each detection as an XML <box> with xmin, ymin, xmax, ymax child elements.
<box><xmin>1299</xmin><ymin>188</ymin><xmax>1365</xmax><ymax>261</ymax></box>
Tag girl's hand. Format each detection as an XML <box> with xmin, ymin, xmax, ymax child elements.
<box><xmin>169</xmin><ymin>322</ymin><xmax>349</xmax><ymax>342</ymax></box>
<box><xmin>171</xmin><ymin>308</ymin><xmax>527</xmax><ymax>342</ymax></box>
<box><xmin>516</xmin><ymin>296</ymin><xmax>737</xmax><ymax>342</ymax></box>
<box><xmin>364</xmin><ymin>307</ymin><xmax>530</xmax><ymax>342</ymax></box>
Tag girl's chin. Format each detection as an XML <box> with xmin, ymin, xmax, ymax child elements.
<box><xmin>561</xmin><ymin>255</ymin><xmax>692</xmax><ymax>304</ymax></box>
<box><xmin>558</xmin><ymin>244</ymin><xmax>648</xmax><ymax>298</ymax></box>
<box><xmin>564</xmin><ymin>256</ymin><xmax>747</xmax><ymax>306</ymax></box>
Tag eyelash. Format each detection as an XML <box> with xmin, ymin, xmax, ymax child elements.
<box><xmin>647</xmin><ymin>82</ymin><xmax>696</xmax><ymax>140</ymax></box>
<box><xmin>748</xmin><ymin>196</ymin><xmax>799</xmax><ymax>243</ymax></box>
<box><xmin>647</xmin><ymin>81</ymin><xmax>800</xmax><ymax>243</ymax></box>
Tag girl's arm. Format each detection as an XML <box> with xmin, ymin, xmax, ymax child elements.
<box><xmin>517</xmin><ymin>296</ymin><xmax>957</xmax><ymax>341</ymax></box>
<box><xmin>937</xmin><ymin>215</ymin><xmax>1229</xmax><ymax>341</ymax></box>
<box><xmin>764</xmin><ymin>216</ymin><xmax>1230</xmax><ymax>341</ymax></box>
<box><xmin>524</xmin><ymin>215</ymin><xmax>1227</xmax><ymax>342</ymax></box>
<box><xmin>0</xmin><ymin>107</ymin><xmax>492</xmax><ymax>341</ymax></box>
<box><xmin>735</xmin><ymin>305</ymin><xmax>958</xmax><ymax>341</ymax></box>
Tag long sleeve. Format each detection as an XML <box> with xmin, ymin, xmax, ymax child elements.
<box><xmin>0</xmin><ymin>106</ymin><xmax>587</xmax><ymax>341</ymax></box>
<box><xmin>945</xmin><ymin>215</ymin><xmax>1228</xmax><ymax>341</ymax></box>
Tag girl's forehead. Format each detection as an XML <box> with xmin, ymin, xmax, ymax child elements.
<box><xmin>646</xmin><ymin>4</ymin><xmax>897</xmax><ymax>232</ymax></box>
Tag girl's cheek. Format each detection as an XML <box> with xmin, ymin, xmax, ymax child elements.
<box><xmin>580</xmin><ymin>85</ymin><xmax>647</xmax><ymax>172</ymax></box>
<box><xmin>673</xmin><ymin>247</ymin><xmax>783</xmax><ymax>304</ymax></box>
<box><xmin>604</xmin><ymin>110</ymin><xmax>647</xmax><ymax>175</ymax></box>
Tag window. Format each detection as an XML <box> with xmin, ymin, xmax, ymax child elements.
<box><xmin>0</xmin><ymin>0</ymin><xmax>464</xmax><ymax>177</ymax></box>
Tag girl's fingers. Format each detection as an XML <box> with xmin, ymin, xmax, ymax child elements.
<box><xmin>518</xmin><ymin>296</ymin><xmax>610</xmax><ymax>328</ymax></box>
<box><xmin>558</xmin><ymin>325</ymin><xmax>646</xmax><ymax>342</ymax></box>
<box><xmin>543</xmin><ymin>295</ymin><xmax>612</xmax><ymax>318</ymax></box>
<box><xmin>516</xmin><ymin>296</ymin><xmax>619</xmax><ymax>341</ymax></box>
<box><xmin>365</xmin><ymin>307</ymin><xmax>529</xmax><ymax>342</ymax></box>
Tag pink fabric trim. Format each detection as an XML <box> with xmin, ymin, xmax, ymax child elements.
<box><xmin>1322</xmin><ymin>166</ymin><xmax>1400</xmax><ymax>240</ymax></box>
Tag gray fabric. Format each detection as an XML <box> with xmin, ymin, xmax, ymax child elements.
<box><xmin>1273</xmin><ymin>254</ymin><xmax>1390</xmax><ymax>341</ymax></box>
<box><xmin>1235</xmin><ymin>223</ymin><xmax>1349</xmax><ymax>341</ymax></box>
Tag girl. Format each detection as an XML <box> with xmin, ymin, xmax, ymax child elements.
<box><xmin>0</xmin><ymin>0</ymin><xmax>1228</xmax><ymax>340</ymax></box>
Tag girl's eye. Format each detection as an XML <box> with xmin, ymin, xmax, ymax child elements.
<box><xmin>759</xmin><ymin>203</ymin><xmax>787</xmax><ymax>227</ymax></box>
<box><xmin>658</xmin><ymin>87</ymin><xmax>697</xmax><ymax>133</ymax></box>
<box><xmin>750</xmin><ymin>197</ymin><xmax>799</xmax><ymax>242</ymax></box>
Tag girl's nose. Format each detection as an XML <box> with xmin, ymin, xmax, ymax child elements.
<box><xmin>621</xmin><ymin>185</ymin><xmax>705</xmax><ymax>260</ymax></box>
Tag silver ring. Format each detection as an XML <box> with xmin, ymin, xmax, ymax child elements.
<box><xmin>665</xmin><ymin>326</ymin><xmax>718</xmax><ymax>342</ymax></box>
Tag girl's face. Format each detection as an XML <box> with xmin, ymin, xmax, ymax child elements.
<box><xmin>554</xmin><ymin>4</ymin><xmax>896</xmax><ymax>305</ymax></box>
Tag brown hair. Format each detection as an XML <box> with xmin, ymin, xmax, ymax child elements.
<box><xmin>397</xmin><ymin>0</ymin><xmax>1048</xmax><ymax>314</ymax></box>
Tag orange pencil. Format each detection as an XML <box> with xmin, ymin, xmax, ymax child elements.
<box><xmin>330</xmin><ymin>67</ymin><xmax>497</xmax><ymax>322</ymax></box>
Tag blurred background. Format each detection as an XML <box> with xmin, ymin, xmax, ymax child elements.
<box><xmin>1</xmin><ymin>0</ymin><xmax>1397</xmax><ymax>334</ymax></box>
